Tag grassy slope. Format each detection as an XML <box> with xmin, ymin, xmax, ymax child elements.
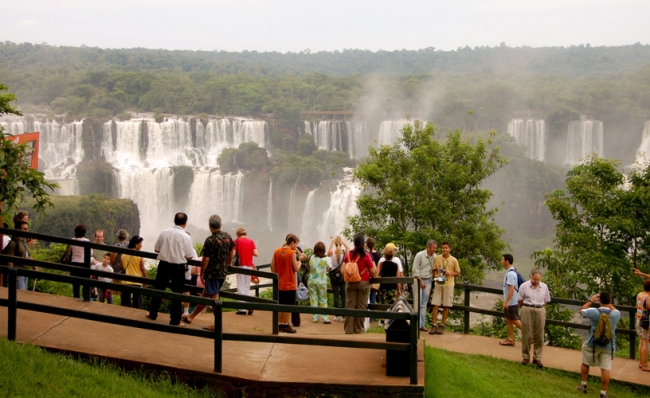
<box><xmin>425</xmin><ymin>346</ymin><xmax>650</xmax><ymax>398</ymax></box>
<box><xmin>0</xmin><ymin>340</ymin><xmax>219</xmax><ymax>397</ymax></box>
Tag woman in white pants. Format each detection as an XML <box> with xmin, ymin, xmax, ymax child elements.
<box><xmin>234</xmin><ymin>228</ymin><xmax>259</xmax><ymax>315</ymax></box>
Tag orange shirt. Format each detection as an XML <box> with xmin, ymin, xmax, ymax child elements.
<box><xmin>274</xmin><ymin>246</ymin><xmax>296</xmax><ymax>291</ymax></box>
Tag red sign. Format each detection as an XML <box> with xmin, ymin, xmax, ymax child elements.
<box><xmin>10</xmin><ymin>132</ymin><xmax>40</xmax><ymax>170</ymax></box>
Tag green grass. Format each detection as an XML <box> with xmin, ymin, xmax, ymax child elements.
<box><xmin>0</xmin><ymin>340</ymin><xmax>221</xmax><ymax>397</ymax></box>
<box><xmin>425</xmin><ymin>346</ymin><xmax>650</xmax><ymax>398</ymax></box>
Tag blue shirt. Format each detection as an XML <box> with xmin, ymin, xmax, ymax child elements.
<box><xmin>582</xmin><ymin>307</ymin><xmax>621</xmax><ymax>350</ymax></box>
<box><xmin>503</xmin><ymin>267</ymin><xmax>519</xmax><ymax>306</ymax></box>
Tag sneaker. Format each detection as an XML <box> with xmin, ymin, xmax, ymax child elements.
<box><xmin>575</xmin><ymin>384</ymin><xmax>587</xmax><ymax>394</ymax></box>
<box><xmin>324</xmin><ymin>320</ymin><xmax>332</xmax><ymax>325</ymax></box>
<box><xmin>429</xmin><ymin>325</ymin><xmax>437</xmax><ymax>335</ymax></box>
<box><xmin>435</xmin><ymin>324</ymin><xmax>445</xmax><ymax>334</ymax></box>
<box><xmin>599</xmin><ymin>393</ymin><xmax>607</xmax><ymax>398</ymax></box>
<box><xmin>235</xmin><ymin>311</ymin><xmax>247</xmax><ymax>315</ymax></box>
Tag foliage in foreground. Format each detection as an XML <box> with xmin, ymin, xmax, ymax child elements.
<box><xmin>533</xmin><ymin>155</ymin><xmax>650</xmax><ymax>305</ymax></box>
<box><xmin>348</xmin><ymin>121</ymin><xmax>507</xmax><ymax>283</ymax></box>
<box><xmin>425</xmin><ymin>346</ymin><xmax>650</xmax><ymax>398</ymax></box>
<box><xmin>0</xmin><ymin>339</ymin><xmax>221</xmax><ymax>397</ymax></box>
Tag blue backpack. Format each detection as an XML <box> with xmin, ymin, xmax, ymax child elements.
<box><xmin>508</xmin><ymin>268</ymin><xmax>525</xmax><ymax>291</ymax></box>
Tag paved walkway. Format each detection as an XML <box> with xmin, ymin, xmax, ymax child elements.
<box><xmin>2</xmin><ymin>288</ymin><xmax>649</xmax><ymax>394</ymax></box>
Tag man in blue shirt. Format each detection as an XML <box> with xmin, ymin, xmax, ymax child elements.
<box><xmin>575</xmin><ymin>292</ymin><xmax>621</xmax><ymax>398</ymax></box>
<box><xmin>500</xmin><ymin>254</ymin><xmax>521</xmax><ymax>346</ymax></box>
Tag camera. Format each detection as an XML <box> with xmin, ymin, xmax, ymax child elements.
<box><xmin>433</xmin><ymin>269</ymin><xmax>447</xmax><ymax>283</ymax></box>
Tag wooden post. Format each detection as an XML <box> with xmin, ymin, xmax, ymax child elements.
<box><xmin>8</xmin><ymin>267</ymin><xmax>17</xmax><ymax>341</ymax></box>
<box><xmin>629</xmin><ymin>309</ymin><xmax>636</xmax><ymax>360</ymax></box>
<box><xmin>213</xmin><ymin>300</ymin><xmax>223</xmax><ymax>373</ymax></box>
<box><xmin>272</xmin><ymin>278</ymin><xmax>279</xmax><ymax>335</ymax></box>
<box><xmin>464</xmin><ymin>288</ymin><xmax>470</xmax><ymax>334</ymax></box>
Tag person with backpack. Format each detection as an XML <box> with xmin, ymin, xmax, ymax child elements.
<box><xmin>500</xmin><ymin>254</ymin><xmax>522</xmax><ymax>347</ymax></box>
<box><xmin>575</xmin><ymin>292</ymin><xmax>621</xmax><ymax>398</ymax></box>
<box><xmin>516</xmin><ymin>269</ymin><xmax>551</xmax><ymax>367</ymax></box>
<box><xmin>343</xmin><ymin>235</ymin><xmax>377</xmax><ymax>334</ymax></box>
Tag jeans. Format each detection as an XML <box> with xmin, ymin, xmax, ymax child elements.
<box><xmin>330</xmin><ymin>279</ymin><xmax>346</xmax><ymax>309</ymax></box>
<box><xmin>419</xmin><ymin>278</ymin><xmax>432</xmax><ymax>328</ymax></box>
<box><xmin>16</xmin><ymin>275</ymin><xmax>28</xmax><ymax>290</ymax></box>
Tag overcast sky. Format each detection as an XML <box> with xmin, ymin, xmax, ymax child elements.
<box><xmin>4</xmin><ymin>0</ymin><xmax>650</xmax><ymax>52</ymax></box>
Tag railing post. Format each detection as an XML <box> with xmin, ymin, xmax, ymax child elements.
<box><xmin>629</xmin><ymin>309</ymin><xmax>636</xmax><ymax>360</ymax></box>
<box><xmin>464</xmin><ymin>287</ymin><xmax>470</xmax><ymax>334</ymax></box>
<box><xmin>414</xmin><ymin>277</ymin><xmax>420</xmax><ymax>335</ymax></box>
<box><xmin>272</xmin><ymin>278</ymin><xmax>279</xmax><ymax>335</ymax></box>
<box><xmin>83</xmin><ymin>245</ymin><xmax>91</xmax><ymax>301</ymax></box>
<box><xmin>8</xmin><ymin>268</ymin><xmax>17</xmax><ymax>341</ymax></box>
<box><xmin>213</xmin><ymin>300</ymin><xmax>223</xmax><ymax>373</ymax></box>
<box><xmin>410</xmin><ymin>312</ymin><xmax>418</xmax><ymax>385</ymax></box>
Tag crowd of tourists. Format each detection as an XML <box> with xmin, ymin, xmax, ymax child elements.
<box><xmin>2</xmin><ymin>210</ymin><xmax>650</xmax><ymax>395</ymax></box>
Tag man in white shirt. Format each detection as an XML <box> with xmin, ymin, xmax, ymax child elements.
<box><xmin>517</xmin><ymin>269</ymin><xmax>551</xmax><ymax>367</ymax></box>
<box><xmin>146</xmin><ymin>213</ymin><xmax>195</xmax><ymax>326</ymax></box>
<box><xmin>411</xmin><ymin>240</ymin><xmax>437</xmax><ymax>331</ymax></box>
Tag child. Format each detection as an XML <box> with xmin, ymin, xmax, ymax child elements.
<box><xmin>92</xmin><ymin>253</ymin><xmax>114</xmax><ymax>304</ymax></box>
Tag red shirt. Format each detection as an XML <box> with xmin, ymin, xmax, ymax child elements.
<box><xmin>234</xmin><ymin>237</ymin><xmax>256</xmax><ymax>267</ymax></box>
<box><xmin>344</xmin><ymin>251</ymin><xmax>375</xmax><ymax>282</ymax></box>
<box><xmin>274</xmin><ymin>247</ymin><xmax>296</xmax><ymax>291</ymax></box>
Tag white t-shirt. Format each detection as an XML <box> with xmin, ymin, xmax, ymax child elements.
<box><xmin>91</xmin><ymin>263</ymin><xmax>114</xmax><ymax>283</ymax></box>
<box><xmin>2</xmin><ymin>235</ymin><xmax>10</xmax><ymax>251</ymax></box>
<box><xmin>378</xmin><ymin>256</ymin><xmax>403</xmax><ymax>273</ymax></box>
<box><xmin>154</xmin><ymin>226</ymin><xmax>194</xmax><ymax>264</ymax></box>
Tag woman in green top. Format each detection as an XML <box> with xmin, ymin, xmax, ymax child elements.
<box><xmin>307</xmin><ymin>241</ymin><xmax>331</xmax><ymax>324</ymax></box>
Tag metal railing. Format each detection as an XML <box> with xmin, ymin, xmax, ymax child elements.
<box><xmin>0</xmin><ymin>228</ymin><xmax>421</xmax><ymax>384</ymax></box>
<box><xmin>454</xmin><ymin>283</ymin><xmax>639</xmax><ymax>359</ymax></box>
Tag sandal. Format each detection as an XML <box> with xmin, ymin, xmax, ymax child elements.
<box><xmin>181</xmin><ymin>315</ymin><xmax>192</xmax><ymax>324</ymax></box>
<box><xmin>642</xmin><ymin>365</ymin><xmax>650</xmax><ymax>372</ymax></box>
<box><xmin>499</xmin><ymin>340</ymin><xmax>515</xmax><ymax>346</ymax></box>
<box><xmin>203</xmin><ymin>325</ymin><xmax>215</xmax><ymax>331</ymax></box>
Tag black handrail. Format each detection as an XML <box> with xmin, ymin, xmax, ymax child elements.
<box><xmin>455</xmin><ymin>283</ymin><xmax>639</xmax><ymax>360</ymax></box>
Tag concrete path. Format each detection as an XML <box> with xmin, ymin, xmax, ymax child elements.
<box><xmin>1</xmin><ymin>288</ymin><xmax>649</xmax><ymax>394</ymax></box>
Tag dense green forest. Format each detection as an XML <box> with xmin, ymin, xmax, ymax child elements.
<box><xmin>2</xmin><ymin>42</ymin><xmax>650</xmax><ymax>164</ymax></box>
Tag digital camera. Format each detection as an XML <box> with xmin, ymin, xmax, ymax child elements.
<box><xmin>433</xmin><ymin>269</ymin><xmax>447</xmax><ymax>283</ymax></box>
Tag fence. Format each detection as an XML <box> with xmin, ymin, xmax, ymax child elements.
<box><xmin>0</xmin><ymin>228</ymin><xmax>421</xmax><ymax>384</ymax></box>
<box><xmin>454</xmin><ymin>283</ymin><xmax>639</xmax><ymax>359</ymax></box>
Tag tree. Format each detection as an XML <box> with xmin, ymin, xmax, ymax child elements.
<box><xmin>533</xmin><ymin>155</ymin><xmax>650</xmax><ymax>304</ymax></box>
<box><xmin>347</xmin><ymin>121</ymin><xmax>507</xmax><ymax>284</ymax></box>
<box><xmin>0</xmin><ymin>83</ymin><xmax>57</xmax><ymax>225</ymax></box>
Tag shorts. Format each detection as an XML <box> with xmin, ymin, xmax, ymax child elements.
<box><xmin>431</xmin><ymin>285</ymin><xmax>453</xmax><ymax>307</ymax></box>
<box><xmin>637</xmin><ymin>319</ymin><xmax>649</xmax><ymax>339</ymax></box>
<box><xmin>204</xmin><ymin>278</ymin><xmax>223</xmax><ymax>295</ymax></box>
<box><xmin>504</xmin><ymin>305</ymin><xmax>520</xmax><ymax>321</ymax></box>
<box><xmin>581</xmin><ymin>344</ymin><xmax>613</xmax><ymax>370</ymax></box>
<box><xmin>279</xmin><ymin>289</ymin><xmax>297</xmax><ymax>305</ymax></box>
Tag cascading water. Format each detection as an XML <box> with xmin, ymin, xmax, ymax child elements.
<box><xmin>507</xmin><ymin>119</ymin><xmax>546</xmax><ymax>161</ymax></box>
<box><xmin>377</xmin><ymin>120</ymin><xmax>415</xmax><ymax>146</ymax></box>
<box><xmin>634</xmin><ymin>121</ymin><xmax>650</xmax><ymax>164</ymax></box>
<box><xmin>266</xmin><ymin>179</ymin><xmax>273</xmax><ymax>231</ymax></box>
<box><xmin>564</xmin><ymin>118</ymin><xmax>604</xmax><ymax>166</ymax></box>
<box><xmin>303</xmin><ymin>120</ymin><xmax>370</xmax><ymax>159</ymax></box>
<box><xmin>0</xmin><ymin>118</ymin><xmax>84</xmax><ymax>194</ymax></box>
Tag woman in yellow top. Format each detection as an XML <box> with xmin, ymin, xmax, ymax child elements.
<box><xmin>121</xmin><ymin>236</ymin><xmax>146</xmax><ymax>309</ymax></box>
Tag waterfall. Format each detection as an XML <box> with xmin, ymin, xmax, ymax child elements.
<box><xmin>0</xmin><ymin>118</ymin><xmax>84</xmax><ymax>194</ymax></box>
<box><xmin>266</xmin><ymin>179</ymin><xmax>273</xmax><ymax>231</ymax></box>
<box><xmin>507</xmin><ymin>119</ymin><xmax>546</xmax><ymax>161</ymax></box>
<box><xmin>318</xmin><ymin>169</ymin><xmax>361</xmax><ymax>243</ymax></box>
<box><xmin>303</xmin><ymin>120</ymin><xmax>369</xmax><ymax>159</ymax></box>
<box><xmin>634</xmin><ymin>121</ymin><xmax>650</xmax><ymax>164</ymax></box>
<box><xmin>187</xmin><ymin>170</ymin><xmax>245</xmax><ymax>229</ymax></box>
<box><xmin>300</xmin><ymin>189</ymin><xmax>316</xmax><ymax>245</ymax></box>
<box><xmin>377</xmin><ymin>120</ymin><xmax>413</xmax><ymax>146</ymax></box>
<box><xmin>564</xmin><ymin>118</ymin><xmax>604</xmax><ymax>165</ymax></box>
<box><xmin>287</xmin><ymin>180</ymin><xmax>299</xmax><ymax>232</ymax></box>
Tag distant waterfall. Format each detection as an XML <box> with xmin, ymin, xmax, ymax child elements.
<box><xmin>507</xmin><ymin>119</ymin><xmax>545</xmax><ymax>161</ymax></box>
<box><xmin>634</xmin><ymin>121</ymin><xmax>650</xmax><ymax>164</ymax></box>
<box><xmin>266</xmin><ymin>179</ymin><xmax>273</xmax><ymax>232</ymax></box>
<box><xmin>564</xmin><ymin>119</ymin><xmax>604</xmax><ymax>165</ymax></box>
<box><xmin>0</xmin><ymin>118</ymin><xmax>84</xmax><ymax>194</ymax></box>
<box><xmin>187</xmin><ymin>170</ymin><xmax>245</xmax><ymax>228</ymax></box>
<box><xmin>303</xmin><ymin>120</ymin><xmax>370</xmax><ymax>159</ymax></box>
<box><xmin>300</xmin><ymin>190</ymin><xmax>316</xmax><ymax>245</ymax></box>
<box><xmin>377</xmin><ymin>120</ymin><xmax>424</xmax><ymax>147</ymax></box>
<box><xmin>318</xmin><ymin>169</ymin><xmax>361</xmax><ymax>244</ymax></box>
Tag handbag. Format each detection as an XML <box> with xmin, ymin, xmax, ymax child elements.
<box><xmin>641</xmin><ymin>297</ymin><xmax>650</xmax><ymax>330</ymax></box>
<box><xmin>296</xmin><ymin>281</ymin><xmax>309</xmax><ymax>301</ymax></box>
<box><xmin>60</xmin><ymin>245</ymin><xmax>72</xmax><ymax>264</ymax></box>
<box><xmin>251</xmin><ymin>275</ymin><xmax>260</xmax><ymax>284</ymax></box>
<box><xmin>232</xmin><ymin>251</ymin><xmax>240</xmax><ymax>267</ymax></box>
<box><xmin>328</xmin><ymin>252</ymin><xmax>345</xmax><ymax>283</ymax></box>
